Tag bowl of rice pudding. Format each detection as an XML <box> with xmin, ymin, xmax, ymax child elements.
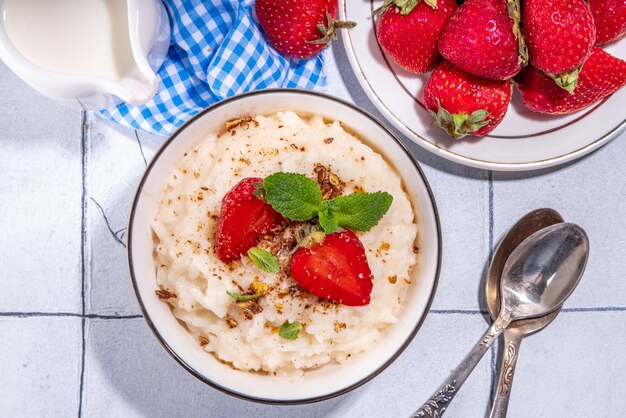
<box><xmin>128</xmin><ymin>89</ymin><xmax>441</xmax><ymax>403</ymax></box>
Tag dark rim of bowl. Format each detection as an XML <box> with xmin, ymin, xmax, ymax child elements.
<box><xmin>127</xmin><ymin>88</ymin><xmax>443</xmax><ymax>405</ymax></box>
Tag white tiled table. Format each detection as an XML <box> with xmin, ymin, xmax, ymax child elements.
<box><xmin>1</xmin><ymin>40</ymin><xmax>625</xmax><ymax>418</ymax></box>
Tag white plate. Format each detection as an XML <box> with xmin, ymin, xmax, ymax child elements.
<box><xmin>340</xmin><ymin>0</ymin><xmax>626</xmax><ymax>171</ymax></box>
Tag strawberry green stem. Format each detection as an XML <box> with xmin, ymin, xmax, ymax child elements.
<box><xmin>429</xmin><ymin>103</ymin><xmax>490</xmax><ymax>139</ymax></box>
<box><xmin>506</xmin><ymin>0</ymin><xmax>528</xmax><ymax>65</ymax></box>
<box><xmin>308</xmin><ymin>12</ymin><xmax>356</xmax><ymax>46</ymax></box>
<box><xmin>546</xmin><ymin>66</ymin><xmax>582</xmax><ymax>94</ymax></box>
<box><xmin>372</xmin><ymin>0</ymin><xmax>437</xmax><ymax>17</ymax></box>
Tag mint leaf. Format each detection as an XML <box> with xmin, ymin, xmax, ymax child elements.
<box><xmin>263</xmin><ymin>173</ymin><xmax>322</xmax><ymax>221</ymax></box>
<box><xmin>247</xmin><ymin>247</ymin><xmax>280</xmax><ymax>274</ymax></box>
<box><xmin>226</xmin><ymin>291</ymin><xmax>261</xmax><ymax>302</ymax></box>
<box><xmin>279</xmin><ymin>321</ymin><xmax>302</xmax><ymax>340</ymax></box>
<box><xmin>318</xmin><ymin>206</ymin><xmax>339</xmax><ymax>234</ymax></box>
<box><xmin>322</xmin><ymin>192</ymin><xmax>393</xmax><ymax>232</ymax></box>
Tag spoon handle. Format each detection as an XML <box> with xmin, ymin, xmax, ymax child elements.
<box><xmin>489</xmin><ymin>330</ymin><xmax>523</xmax><ymax>418</ymax></box>
<box><xmin>411</xmin><ymin>314</ymin><xmax>511</xmax><ymax>418</ymax></box>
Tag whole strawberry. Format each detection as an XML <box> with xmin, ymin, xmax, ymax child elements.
<box><xmin>523</xmin><ymin>0</ymin><xmax>596</xmax><ymax>92</ymax></box>
<box><xmin>423</xmin><ymin>61</ymin><xmax>512</xmax><ymax>138</ymax></box>
<box><xmin>375</xmin><ymin>0</ymin><xmax>458</xmax><ymax>74</ymax></box>
<box><xmin>589</xmin><ymin>0</ymin><xmax>626</xmax><ymax>44</ymax></box>
<box><xmin>517</xmin><ymin>47</ymin><xmax>626</xmax><ymax>114</ymax></box>
<box><xmin>256</xmin><ymin>0</ymin><xmax>355</xmax><ymax>59</ymax></box>
<box><xmin>438</xmin><ymin>0</ymin><xmax>527</xmax><ymax>80</ymax></box>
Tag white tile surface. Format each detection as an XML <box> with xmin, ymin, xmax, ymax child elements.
<box><xmin>86</xmin><ymin>115</ymin><xmax>162</xmax><ymax>316</ymax></box>
<box><xmin>0</xmin><ymin>62</ymin><xmax>83</xmax><ymax>313</ymax></box>
<box><xmin>81</xmin><ymin>313</ymin><xmax>492</xmax><ymax>418</ymax></box>
<box><xmin>507</xmin><ymin>311</ymin><xmax>626</xmax><ymax>417</ymax></box>
<box><xmin>493</xmin><ymin>136</ymin><xmax>626</xmax><ymax>309</ymax></box>
<box><xmin>2</xmin><ymin>37</ymin><xmax>626</xmax><ymax>417</ymax></box>
<box><xmin>0</xmin><ymin>317</ymin><xmax>81</xmax><ymax>417</ymax></box>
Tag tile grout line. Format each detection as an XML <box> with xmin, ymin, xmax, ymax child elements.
<box><xmin>78</xmin><ymin>111</ymin><xmax>89</xmax><ymax>418</ymax></box>
<box><xmin>487</xmin><ymin>170</ymin><xmax>497</xmax><ymax>407</ymax></box>
<box><xmin>3</xmin><ymin>306</ymin><xmax>625</xmax><ymax>319</ymax></box>
<box><xmin>0</xmin><ymin>312</ymin><xmax>143</xmax><ymax>319</ymax></box>
<box><xmin>2</xmin><ymin>307</ymin><xmax>625</xmax><ymax>320</ymax></box>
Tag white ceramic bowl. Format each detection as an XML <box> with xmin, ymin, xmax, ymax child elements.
<box><xmin>128</xmin><ymin>89</ymin><xmax>442</xmax><ymax>404</ymax></box>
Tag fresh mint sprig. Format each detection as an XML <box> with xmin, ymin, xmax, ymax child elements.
<box><xmin>263</xmin><ymin>172</ymin><xmax>322</xmax><ymax>221</ymax></box>
<box><xmin>263</xmin><ymin>172</ymin><xmax>393</xmax><ymax>234</ymax></box>
<box><xmin>319</xmin><ymin>192</ymin><xmax>393</xmax><ymax>234</ymax></box>
<box><xmin>226</xmin><ymin>291</ymin><xmax>261</xmax><ymax>302</ymax></box>
<box><xmin>279</xmin><ymin>321</ymin><xmax>302</xmax><ymax>340</ymax></box>
<box><xmin>247</xmin><ymin>247</ymin><xmax>280</xmax><ymax>274</ymax></box>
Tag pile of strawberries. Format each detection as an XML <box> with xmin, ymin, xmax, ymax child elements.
<box><xmin>375</xmin><ymin>0</ymin><xmax>626</xmax><ymax>138</ymax></box>
<box><xmin>255</xmin><ymin>0</ymin><xmax>625</xmax><ymax>139</ymax></box>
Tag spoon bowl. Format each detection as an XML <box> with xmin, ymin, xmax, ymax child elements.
<box><xmin>486</xmin><ymin>208</ymin><xmax>564</xmax><ymax>324</ymax></box>
<box><xmin>499</xmin><ymin>223</ymin><xmax>589</xmax><ymax>321</ymax></box>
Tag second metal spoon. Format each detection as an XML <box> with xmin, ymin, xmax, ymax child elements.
<box><xmin>486</xmin><ymin>209</ymin><xmax>564</xmax><ymax>418</ymax></box>
<box><xmin>412</xmin><ymin>222</ymin><xmax>589</xmax><ymax>418</ymax></box>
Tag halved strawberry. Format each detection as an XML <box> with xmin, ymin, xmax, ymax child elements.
<box><xmin>290</xmin><ymin>230</ymin><xmax>373</xmax><ymax>306</ymax></box>
<box><xmin>215</xmin><ymin>177</ymin><xmax>283</xmax><ymax>263</ymax></box>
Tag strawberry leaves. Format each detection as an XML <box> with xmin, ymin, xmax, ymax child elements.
<box><xmin>263</xmin><ymin>172</ymin><xmax>393</xmax><ymax>234</ymax></box>
<box><xmin>374</xmin><ymin>0</ymin><xmax>437</xmax><ymax>16</ymax></box>
<box><xmin>429</xmin><ymin>101</ymin><xmax>491</xmax><ymax>139</ymax></box>
<box><xmin>506</xmin><ymin>0</ymin><xmax>529</xmax><ymax>65</ymax></box>
<box><xmin>309</xmin><ymin>12</ymin><xmax>357</xmax><ymax>46</ymax></box>
<box><xmin>546</xmin><ymin>66</ymin><xmax>582</xmax><ymax>94</ymax></box>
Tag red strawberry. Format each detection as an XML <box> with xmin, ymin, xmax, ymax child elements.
<box><xmin>375</xmin><ymin>0</ymin><xmax>458</xmax><ymax>74</ymax></box>
<box><xmin>255</xmin><ymin>0</ymin><xmax>355</xmax><ymax>59</ymax></box>
<box><xmin>438</xmin><ymin>0</ymin><xmax>526</xmax><ymax>80</ymax></box>
<box><xmin>423</xmin><ymin>61</ymin><xmax>512</xmax><ymax>138</ymax></box>
<box><xmin>589</xmin><ymin>0</ymin><xmax>626</xmax><ymax>44</ymax></box>
<box><xmin>517</xmin><ymin>47</ymin><xmax>626</xmax><ymax>114</ymax></box>
<box><xmin>522</xmin><ymin>0</ymin><xmax>596</xmax><ymax>92</ymax></box>
<box><xmin>290</xmin><ymin>230</ymin><xmax>373</xmax><ymax>306</ymax></box>
<box><xmin>215</xmin><ymin>177</ymin><xmax>283</xmax><ymax>263</ymax></box>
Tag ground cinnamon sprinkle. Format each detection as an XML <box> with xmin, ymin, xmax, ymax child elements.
<box><xmin>199</xmin><ymin>336</ymin><xmax>209</xmax><ymax>346</ymax></box>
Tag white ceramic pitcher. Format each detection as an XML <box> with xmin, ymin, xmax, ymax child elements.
<box><xmin>0</xmin><ymin>0</ymin><xmax>170</xmax><ymax>110</ymax></box>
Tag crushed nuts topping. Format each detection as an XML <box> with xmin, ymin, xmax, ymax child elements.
<box><xmin>236</xmin><ymin>300</ymin><xmax>254</xmax><ymax>309</ymax></box>
<box><xmin>199</xmin><ymin>336</ymin><xmax>209</xmax><ymax>346</ymax></box>
<box><xmin>274</xmin><ymin>302</ymin><xmax>284</xmax><ymax>314</ymax></box>
<box><xmin>323</xmin><ymin>137</ymin><xmax>334</xmax><ymax>144</ymax></box>
<box><xmin>155</xmin><ymin>289</ymin><xmax>177</xmax><ymax>299</ymax></box>
<box><xmin>313</xmin><ymin>164</ymin><xmax>345</xmax><ymax>199</ymax></box>
<box><xmin>333</xmin><ymin>321</ymin><xmax>347</xmax><ymax>333</ymax></box>
<box><xmin>226</xmin><ymin>318</ymin><xmax>238</xmax><ymax>328</ymax></box>
<box><xmin>388</xmin><ymin>275</ymin><xmax>397</xmax><ymax>284</ymax></box>
<box><xmin>250</xmin><ymin>280</ymin><xmax>269</xmax><ymax>295</ymax></box>
<box><xmin>224</xmin><ymin>116</ymin><xmax>258</xmax><ymax>132</ymax></box>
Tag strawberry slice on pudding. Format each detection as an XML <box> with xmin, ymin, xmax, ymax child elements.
<box><xmin>215</xmin><ymin>177</ymin><xmax>283</xmax><ymax>263</ymax></box>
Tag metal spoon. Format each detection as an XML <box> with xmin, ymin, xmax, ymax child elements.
<box><xmin>486</xmin><ymin>209</ymin><xmax>564</xmax><ymax>418</ymax></box>
<box><xmin>412</xmin><ymin>223</ymin><xmax>589</xmax><ymax>418</ymax></box>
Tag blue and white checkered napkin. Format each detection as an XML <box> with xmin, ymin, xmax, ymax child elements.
<box><xmin>98</xmin><ymin>0</ymin><xmax>327</xmax><ymax>136</ymax></box>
